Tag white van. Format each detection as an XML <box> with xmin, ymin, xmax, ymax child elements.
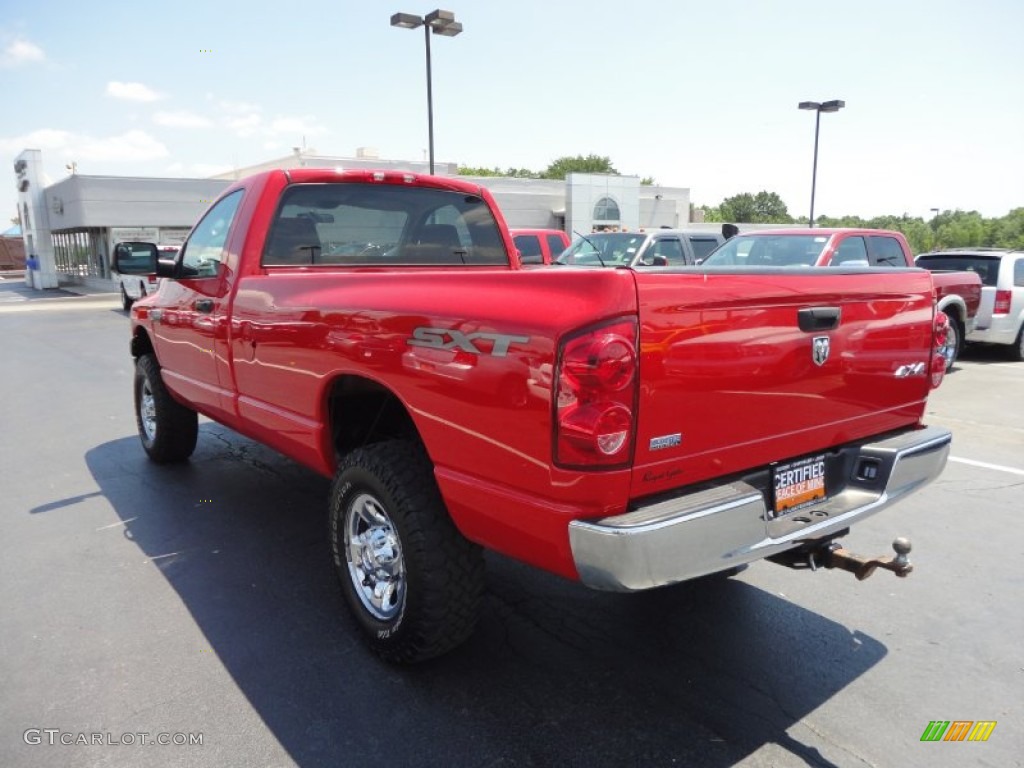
<box><xmin>112</xmin><ymin>242</ymin><xmax>178</xmax><ymax>310</ymax></box>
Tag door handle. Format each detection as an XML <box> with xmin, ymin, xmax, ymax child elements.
<box><xmin>798</xmin><ymin>307</ymin><xmax>841</xmax><ymax>332</ymax></box>
<box><xmin>194</xmin><ymin>299</ymin><xmax>214</xmax><ymax>314</ymax></box>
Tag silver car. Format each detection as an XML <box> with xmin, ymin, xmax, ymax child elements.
<box><xmin>916</xmin><ymin>248</ymin><xmax>1024</xmax><ymax>361</ymax></box>
<box><xmin>556</xmin><ymin>229</ymin><xmax>723</xmax><ymax>268</ymax></box>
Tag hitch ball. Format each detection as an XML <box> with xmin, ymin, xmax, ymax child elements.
<box><xmin>823</xmin><ymin>536</ymin><xmax>914</xmax><ymax>580</ymax></box>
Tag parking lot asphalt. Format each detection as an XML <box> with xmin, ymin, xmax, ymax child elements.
<box><xmin>1</xmin><ymin>281</ymin><xmax>1021</xmax><ymax>768</ymax></box>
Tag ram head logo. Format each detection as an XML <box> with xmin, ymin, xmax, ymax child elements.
<box><xmin>812</xmin><ymin>336</ymin><xmax>830</xmax><ymax>366</ymax></box>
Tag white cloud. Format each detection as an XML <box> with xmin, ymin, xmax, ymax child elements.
<box><xmin>0</xmin><ymin>128</ymin><xmax>168</xmax><ymax>163</ymax></box>
<box><xmin>268</xmin><ymin>116</ymin><xmax>327</xmax><ymax>137</ymax></box>
<box><xmin>153</xmin><ymin>110</ymin><xmax>211</xmax><ymax>128</ymax></box>
<box><xmin>78</xmin><ymin>130</ymin><xmax>169</xmax><ymax>162</ymax></box>
<box><xmin>224</xmin><ymin>113</ymin><xmax>262</xmax><ymax>138</ymax></box>
<box><xmin>0</xmin><ymin>39</ymin><xmax>45</xmax><ymax>68</ymax></box>
<box><xmin>218</xmin><ymin>99</ymin><xmax>262</xmax><ymax>114</ymax></box>
<box><xmin>106</xmin><ymin>81</ymin><xmax>163</xmax><ymax>102</ymax></box>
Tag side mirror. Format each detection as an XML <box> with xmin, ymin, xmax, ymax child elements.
<box><xmin>113</xmin><ymin>242</ymin><xmax>158</xmax><ymax>276</ymax></box>
<box><xmin>156</xmin><ymin>258</ymin><xmax>178</xmax><ymax>278</ymax></box>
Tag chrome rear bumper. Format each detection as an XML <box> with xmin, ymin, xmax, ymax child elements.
<box><xmin>569</xmin><ymin>426</ymin><xmax>951</xmax><ymax>591</ymax></box>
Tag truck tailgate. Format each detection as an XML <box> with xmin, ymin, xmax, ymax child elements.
<box><xmin>631</xmin><ymin>268</ymin><xmax>937</xmax><ymax>498</ymax></box>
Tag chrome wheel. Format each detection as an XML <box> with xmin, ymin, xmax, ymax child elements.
<box><xmin>938</xmin><ymin>316</ymin><xmax>959</xmax><ymax>370</ymax></box>
<box><xmin>345</xmin><ymin>492</ymin><xmax>405</xmax><ymax>621</ymax></box>
<box><xmin>140</xmin><ymin>379</ymin><xmax>157</xmax><ymax>442</ymax></box>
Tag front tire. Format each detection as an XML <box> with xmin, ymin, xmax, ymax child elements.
<box><xmin>329</xmin><ymin>440</ymin><xmax>484</xmax><ymax>663</ymax></box>
<box><xmin>134</xmin><ymin>354</ymin><xmax>198</xmax><ymax>463</ymax></box>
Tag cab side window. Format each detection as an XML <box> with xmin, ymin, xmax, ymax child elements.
<box><xmin>689</xmin><ymin>237</ymin><xmax>720</xmax><ymax>262</ymax></box>
<box><xmin>545</xmin><ymin>234</ymin><xmax>567</xmax><ymax>260</ymax></box>
<box><xmin>514</xmin><ymin>234</ymin><xmax>543</xmax><ymax>265</ymax></box>
<box><xmin>831</xmin><ymin>236</ymin><xmax>869</xmax><ymax>266</ymax></box>
<box><xmin>867</xmin><ymin>235</ymin><xmax>906</xmax><ymax>266</ymax></box>
<box><xmin>648</xmin><ymin>238</ymin><xmax>685</xmax><ymax>265</ymax></box>
<box><xmin>180</xmin><ymin>191</ymin><xmax>244</xmax><ymax>277</ymax></box>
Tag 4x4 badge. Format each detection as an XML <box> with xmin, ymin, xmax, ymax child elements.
<box><xmin>812</xmin><ymin>336</ymin><xmax>830</xmax><ymax>366</ymax></box>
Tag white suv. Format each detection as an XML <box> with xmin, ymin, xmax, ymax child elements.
<box><xmin>916</xmin><ymin>248</ymin><xmax>1024</xmax><ymax>360</ymax></box>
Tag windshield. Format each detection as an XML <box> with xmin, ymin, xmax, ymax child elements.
<box><xmin>702</xmin><ymin>234</ymin><xmax>829</xmax><ymax>267</ymax></box>
<box><xmin>556</xmin><ymin>232</ymin><xmax>648</xmax><ymax>266</ymax></box>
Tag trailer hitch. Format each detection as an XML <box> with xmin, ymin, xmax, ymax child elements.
<box><xmin>812</xmin><ymin>537</ymin><xmax>913</xmax><ymax>580</ymax></box>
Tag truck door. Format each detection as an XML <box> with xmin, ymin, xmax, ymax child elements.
<box><xmin>151</xmin><ymin>190</ymin><xmax>244</xmax><ymax>419</ymax></box>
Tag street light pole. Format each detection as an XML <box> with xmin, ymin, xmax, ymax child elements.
<box><xmin>798</xmin><ymin>100</ymin><xmax>845</xmax><ymax>227</ymax></box>
<box><xmin>391</xmin><ymin>9</ymin><xmax>463</xmax><ymax>176</ymax></box>
<box><xmin>423</xmin><ymin>22</ymin><xmax>434</xmax><ymax>174</ymax></box>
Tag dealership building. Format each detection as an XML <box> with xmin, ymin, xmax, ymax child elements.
<box><xmin>12</xmin><ymin>147</ymin><xmax>694</xmax><ymax>290</ymax></box>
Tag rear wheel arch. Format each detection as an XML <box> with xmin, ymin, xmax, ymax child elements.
<box><xmin>324</xmin><ymin>375</ymin><xmax>422</xmax><ymax>466</ymax></box>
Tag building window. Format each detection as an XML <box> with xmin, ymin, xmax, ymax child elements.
<box><xmin>593</xmin><ymin>197</ymin><xmax>620</xmax><ymax>222</ymax></box>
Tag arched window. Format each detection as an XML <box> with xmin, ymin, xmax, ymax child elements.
<box><xmin>593</xmin><ymin>197</ymin><xmax>620</xmax><ymax>222</ymax></box>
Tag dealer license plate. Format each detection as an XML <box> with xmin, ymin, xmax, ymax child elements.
<box><xmin>772</xmin><ymin>454</ymin><xmax>827</xmax><ymax>517</ymax></box>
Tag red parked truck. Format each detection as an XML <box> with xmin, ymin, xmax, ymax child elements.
<box><xmin>702</xmin><ymin>228</ymin><xmax>982</xmax><ymax>371</ymax></box>
<box><xmin>126</xmin><ymin>170</ymin><xmax>953</xmax><ymax>662</ymax></box>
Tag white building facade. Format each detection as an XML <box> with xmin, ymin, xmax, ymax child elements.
<box><xmin>13</xmin><ymin>148</ymin><xmax>692</xmax><ymax>289</ymax></box>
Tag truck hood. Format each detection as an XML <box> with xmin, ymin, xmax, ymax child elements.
<box><xmin>630</xmin><ymin>268</ymin><xmax>937</xmax><ymax>499</ymax></box>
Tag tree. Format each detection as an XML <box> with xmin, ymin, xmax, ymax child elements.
<box><xmin>541</xmin><ymin>154</ymin><xmax>618</xmax><ymax>180</ymax></box>
<box><xmin>457</xmin><ymin>166</ymin><xmax>504</xmax><ymax>177</ymax></box>
<box><xmin>716</xmin><ymin>191</ymin><xmax>792</xmax><ymax>223</ymax></box>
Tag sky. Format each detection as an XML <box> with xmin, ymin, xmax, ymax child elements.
<box><xmin>2</xmin><ymin>0</ymin><xmax>1023</xmax><ymax>226</ymax></box>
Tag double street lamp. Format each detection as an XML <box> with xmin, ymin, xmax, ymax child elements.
<box><xmin>391</xmin><ymin>9</ymin><xmax>463</xmax><ymax>175</ymax></box>
<box><xmin>798</xmin><ymin>99</ymin><xmax>845</xmax><ymax>227</ymax></box>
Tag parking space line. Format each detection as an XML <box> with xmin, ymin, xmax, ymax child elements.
<box><xmin>949</xmin><ymin>456</ymin><xmax>1024</xmax><ymax>476</ymax></box>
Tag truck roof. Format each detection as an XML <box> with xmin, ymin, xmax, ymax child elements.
<box><xmin>223</xmin><ymin>167</ymin><xmax>489</xmax><ymax>196</ymax></box>
<box><xmin>734</xmin><ymin>228</ymin><xmax>906</xmax><ymax>237</ymax></box>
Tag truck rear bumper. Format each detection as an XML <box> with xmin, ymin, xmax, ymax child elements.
<box><xmin>568</xmin><ymin>426</ymin><xmax>951</xmax><ymax>591</ymax></box>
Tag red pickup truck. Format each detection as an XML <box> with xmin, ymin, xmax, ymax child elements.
<box><xmin>127</xmin><ymin>170</ymin><xmax>952</xmax><ymax>662</ymax></box>
<box><xmin>702</xmin><ymin>228</ymin><xmax>982</xmax><ymax>370</ymax></box>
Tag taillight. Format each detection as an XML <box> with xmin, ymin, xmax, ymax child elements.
<box><xmin>994</xmin><ymin>289</ymin><xmax>1012</xmax><ymax>315</ymax></box>
<box><xmin>554</xmin><ymin>317</ymin><xmax>638</xmax><ymax>468</ymax></box>
<box><xmin>930</xmin><ymin>311</ymin><xmax>949</xmax><ymax>389</ymax></box>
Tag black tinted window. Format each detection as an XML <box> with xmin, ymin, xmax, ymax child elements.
<box><xmin>832</xmin><ymin>236</ymin><xmax>868</xmax><ymax>266</ymax></box>
<box><xmin>545</xmin><ymin>234</ymin><xmax>567</xmax><ymax>259</ymax></box>
<box><xmin>689</xmin><ymin>237</ymin><xmax>720</xmax><ymax>261</ymax></box>
<box><xmin>867</xmin><ymin>236</ymin><xmax>906</xmax><ymax>266</ymax></box>
<box><xmin>916</xmin><ymin>254</ymin><xmax>1001</xmax><ymax>286</ymax></box>
<box><xmin>514</xmin><ymin>234</ymin><xmax>542</xmax><ymax>265</ymax></box>
<box><xmin>264</xmin><ymin>183</ymin><xmax>508</xmax><ymax>267</ymax></box>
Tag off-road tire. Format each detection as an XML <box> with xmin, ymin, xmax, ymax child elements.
<box><xmin>134</xmin><ymin>354</ymin><xmax>198</xmax><ymax>463</ymax></box>
<box><xmin>329</xmin><ymin>440</ymin><xmax>484</xmax><ymax>663</ymax></box>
